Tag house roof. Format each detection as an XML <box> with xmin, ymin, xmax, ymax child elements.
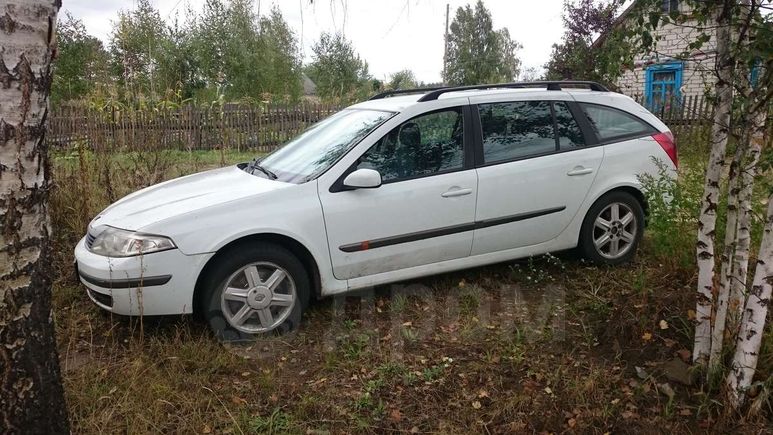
<box><xmin>591</xmin><ymin>0</ymin><xmax>639</xmax><ymax>50</ymax></box>
<box><xmin>301</xmin><ymin>73</ymin><xmax>316</xmax><ymax>95</ymax></box>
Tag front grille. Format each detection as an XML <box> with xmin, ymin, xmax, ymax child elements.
<box><xmin>85</xmin><ymin>231</ymin><xmax>96</xmax><ymax>249</ymax></box>
<box><xmin>87</xmin><ymin>288</ymin><xmax>113</xmax><ymax>307</ymax></box>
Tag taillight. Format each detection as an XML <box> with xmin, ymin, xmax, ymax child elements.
<box><xmin>652</xmin><ymin>131</ymin><xmax>678</xmax><ymax>168</ymax></box>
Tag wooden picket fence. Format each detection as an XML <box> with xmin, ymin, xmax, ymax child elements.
<box><xmin>49</xmin><ymin>103</ymin><xmax>341</xmax><ymax>153</ymax></box>
<box><xmin>50</xmin><ymin>95</ymin><xmax>747</xmax><ymax>154</ymax></box>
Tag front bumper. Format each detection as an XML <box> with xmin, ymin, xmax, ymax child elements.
<box><xmin>74</xmin><ymin>236</ymin><xmax>214</xmax><ymax>316</ymax></box>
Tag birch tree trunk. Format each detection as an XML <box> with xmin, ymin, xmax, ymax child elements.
<box><xmin>693</xmin><ymin>1</ymin><xmax>735</xmax><ymax>365</ymax></box>
<box><xmin>727</xmin><ymin>192</ymin><xmax>773</xmax><ymax>407</ymax></box>
<box><xmin>730</xmin><ymin>113</ymin><xmax>765</xmax><ymax>325</ymax></box>
<box><xmin>0</xmin><ymin>0</ymin><xmax>69</xmax><ymax>432</ymax></box>
<box><xmin>710</xmin><ymin>138</ymin><xmax>745</xmax><ymax>369</ymax></box>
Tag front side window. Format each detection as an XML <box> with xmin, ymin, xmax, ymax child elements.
<box><xmin>356</xmin><ymin>108</ymin><xmax>464</xmax><ymax>182</ymax></box>
<box><xmin>478</xmin><ymin>101</ymin><xmax>555</xmax><ymax>163</ymax></box>
<box><xmin>258</xmin><ymin>109</ymin><xmax>393</xmax><ymax>183</ymax></box>
<box><xmin>580</xmin><ymin>103</ymin><xmax>655</xmax><ymax>141</ymax></box>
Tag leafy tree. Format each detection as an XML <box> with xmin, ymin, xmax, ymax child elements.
<box><xmin>387</xmin><ymin>69</ymin><xmax>418</xmax><ymax>90</ymax></box>
<box><xmin>443</xmin><ymin>0</ymin><xmax>522</xmax><ymax>85</ymax></box>
<box><xmin>109</xmin><ymin>0</ymin><xmax>174</xmax><ymax>100</ymax></box>
<box><xmin>257</xmin><ymin>7</ymin><xmax>303</xmax><ymax>100</ymax></box>
<box><xmin>52</xmin><ymin>12</ymin><xmax>110</xmax><ymax>104</ymax></box>
<box><xmin>306</xmin><ymin>32</ymin><xmax>371</xmax><ymax>101</ymax></box>
<box><xmin>520</xmin><ymin>66</ymin><xmax>543</xmax><ymax>81</ymax></box>
<box><xmin>190</xmin><ymin>1</ymin><xmax>301</xmax><ymax>101</ymax></box>
<box><xmin>543</xmin><ymin>0</ymin><xmax>627</xmax><ymax>85</ymax></box>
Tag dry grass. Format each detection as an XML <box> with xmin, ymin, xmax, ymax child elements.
<box><xmin>50</xmin><ymin>145</ymin><xmax>772</xmax><ymax>434</ymax></box>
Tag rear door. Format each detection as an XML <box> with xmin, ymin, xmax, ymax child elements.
<box><xmin>470</xmin><ymin>95</ymin><xmax>603</xmax><ymax>255</ymax></box>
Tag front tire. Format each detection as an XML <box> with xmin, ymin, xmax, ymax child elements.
<box><xmin>579</xmin><ymin>191</ymin><xmax>644</xmax><ymax>265</ymax></box>
<box><xmin>201</xmin><ymin>243</ymin><xmax>310</xmax><ymax>343</ymax></box>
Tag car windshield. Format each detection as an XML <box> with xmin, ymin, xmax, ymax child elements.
<box><xmin>252</xmin><ymin>108</ymin><xmax>394</xmax><ymax>183</ymax></box>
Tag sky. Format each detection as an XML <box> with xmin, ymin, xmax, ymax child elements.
<box><xmin>61</xmin><ymin>0</ymin><xmax>569</xmax><ymax>84</ymax></box>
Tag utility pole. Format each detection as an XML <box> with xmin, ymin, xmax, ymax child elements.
<box><xmin>443</xmin><ymin>3</ymin><xmax>450</xmax><ymax>85</ymax></box>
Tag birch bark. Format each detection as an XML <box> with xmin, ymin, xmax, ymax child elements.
<box><xmin>727</xmin><ymin>192</ymin><xmax>773</xmax><ymax>407</ymax></box>
<box><xmin>0</xmin><ymin>0</ymin><xmax>69</xmax><ymax>431</ymax></box>
<box><xmin>693</xmin><ymin>2</ymin><xmax>735</xmax><ymax>365</ymax></box>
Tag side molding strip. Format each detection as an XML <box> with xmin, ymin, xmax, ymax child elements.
<box><xmin>339</xmin><ymin>206</ymin><xmax>566</xmax><ymax>253</ymax></box>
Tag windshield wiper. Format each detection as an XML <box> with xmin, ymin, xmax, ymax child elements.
<box><xmin>246</xmin><ymin>158</ymin><xmax>277</xmax><ymax>180</ymax></box>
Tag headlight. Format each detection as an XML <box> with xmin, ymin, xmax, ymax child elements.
<box><xmin>88</xmin><ymin>226</ymin><xmax>176</xmax><ymax>257</ymax></box>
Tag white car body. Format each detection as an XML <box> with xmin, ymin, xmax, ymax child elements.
<box><xmin>75</xmin><ymin>84</ymin><xmax>676</xmax><ymax>318</ymax></box>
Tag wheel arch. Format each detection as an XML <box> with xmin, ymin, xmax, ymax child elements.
<box><xmin>192</xmin><ymin>233</ymin><xmax>322</xmax><ymax>317</ymax></box>
<box><xmin>588</xmin><ymin>184</ymin><xmax>648</xmax><ymax>218</ymax></box>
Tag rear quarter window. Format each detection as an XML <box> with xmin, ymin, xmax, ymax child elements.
<box><xmin>580</xmin><ymin>103</ymin><xmax>655</xmax><ymax>142</ymax></box>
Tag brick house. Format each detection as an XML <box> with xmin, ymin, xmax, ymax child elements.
<box><xmin>594</xmin><ymin>0</ymin><xmax>717</xmax><ymax>110</ymax></box>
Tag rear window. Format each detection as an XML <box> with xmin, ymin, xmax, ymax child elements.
<box><xmin>580</xmin><ymin>103</ymin><xmax>655</xmax><ymax>141</ymax></box>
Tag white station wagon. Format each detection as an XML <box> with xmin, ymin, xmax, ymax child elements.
<box><xmin>75</xmin><ymin>81</ymin><xmax>677</xmax><ymax>341</ymax></box>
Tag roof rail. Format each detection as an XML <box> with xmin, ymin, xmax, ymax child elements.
<box><xmin>368</xmin><ymin>86</ymin><xmax>447</xmax><ymax>101</ymax></box>
<box><xmin>416</xmin><ymin>80</ymin><xmax>609</xmax><ymax>102</ymax></box>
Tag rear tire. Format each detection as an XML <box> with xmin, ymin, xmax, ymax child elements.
<box><xmin>579</xmin><ymin>191</ymin><xmax>644</xmax><ymax>265</ymax></box>
<box><xmin>200</xmin><ymin>243</ymin><xmax>310</xmax><ymax>343</ymax></box>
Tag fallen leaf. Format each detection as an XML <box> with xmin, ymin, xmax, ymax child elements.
<box><xmin>544</xmin><ymin>386</ymin><xmax>553</xmax><ymax>395</ymax></box>
<box><xmin>567</xmin><ymin>418</ymin><xmax>577</xmax><ymax>428</ymax></box>
<box><xmin>677</xmin><ymin>349</ymin><xmax>691</xmax><ymax>363</ymax></box>
<box><xmin>659</xmin><ymin>320</ymin><xmax>669</xmax><ymax>330</ymax></box>
<box><xmin>202</xmin><ymin>424</ymin><xmax>212</xmax><ymax>434</ymax></box>
<box><xmin>389</xmin><ymin>408</ymin><xmax>402</xmax><ymax>422</ymax></box>
<box><xmin>402</xmin><ymin>321</ymin><xmax>413</xmax><ymax>327</ymax></box>
<box><xmin>610</xmin><ymin>398</ymin><xmax>621</xmax><ymax>405</ymax></box>
<box><xmin>687</xmin><ymin>309</ymin><xmax>696</xmax><ymax>320</ymax></box>
<box><xmin>642</xmin><ymin>332</ymin><xmax>653</xmax><ymax>342</ymax></box>
<box><xmin>230</xmin><ymin>396</ymin><xmax>246</xmax><ymax>405</ymax></box>
<box><xmin>472</xmin><ymin>400</ymin><xmax>482</xmax><ymax>409</ymax></box>
<box><xmin>658</xmin><ymin>383</ymin><xmax>675</xmax><ymax>399</ymax></box>
<box><xmin>635</xmin><ymin>366</ymin><xmax>649</xmax><ymax>379</ymax></box>
<box><xmin>478</xmin><ymin>389</ymin><xmax>490</xmax><ymax>398</ymax></box>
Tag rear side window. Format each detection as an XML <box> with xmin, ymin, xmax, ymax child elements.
<box><xmin>478</xmin><ymin>101</ymin><xmax>555</xmax><ymax>163</ymax></box>
<box><xmin>553</xmin><ymin>102</ymin><xmax>585</xmax><ymax>149</ymax></box>
<box><xmin>580</xmin><ymin>103</ymin><xmax>655</xmax><ymax>141</ymax></box>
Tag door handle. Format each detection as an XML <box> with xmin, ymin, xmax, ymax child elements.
<box><xmin>567</xmin><ymin>166</ymin><xmax>594</xmax><ymax>176</ymax></box>
<box><xmin>441</xmin><ymin>187</ymin><xmax>473</xmax><ymax>198</ymax></box>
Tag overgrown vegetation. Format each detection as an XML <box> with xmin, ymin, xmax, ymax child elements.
<box><xmin>50</xmin><ymin>133</ymin><xmax>772</xmax><ymax>433</ymax></box>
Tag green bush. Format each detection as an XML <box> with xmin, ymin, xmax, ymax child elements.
<box><xmin>638</xmin><ymin>157</ymin><xmax>704</xmax><ymax>270</ymax></box>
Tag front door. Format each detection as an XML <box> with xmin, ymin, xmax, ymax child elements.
<box><xmin>318</xmin><ymin>106</ymin><xmax>478</xmax><ymax>280</ymax></box>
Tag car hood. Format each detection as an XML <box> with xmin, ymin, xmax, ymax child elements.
<box><xmin>92</xmin><ymin>165</ymin><xmax>290</xmax><ymax>231</ymax></box>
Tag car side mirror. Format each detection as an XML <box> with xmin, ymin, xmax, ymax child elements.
<box><xmin>343</xmin><ymin>168</ymin><xmax>382</xmax><ymax>189</ymax></box>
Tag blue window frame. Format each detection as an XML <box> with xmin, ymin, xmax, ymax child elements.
<box><xmin>749</xmin><ymin>58</ymin><xmax>761</xmax><ymax>88</ymax></box>
<box><xmin>645</xmin><ymin>62</ymin><xmax>683</xmax><ymax>112</ymax></box>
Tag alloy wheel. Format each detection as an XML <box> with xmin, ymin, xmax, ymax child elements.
<box><xmin>592</xmin><ymin>202</ymin><xmax>637</xmax><ymax>260</ymax></box>
<box><xmin>220</xmin><ymin>262</ymin><xmax>297</xmax><ymax>334</ymax></box>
